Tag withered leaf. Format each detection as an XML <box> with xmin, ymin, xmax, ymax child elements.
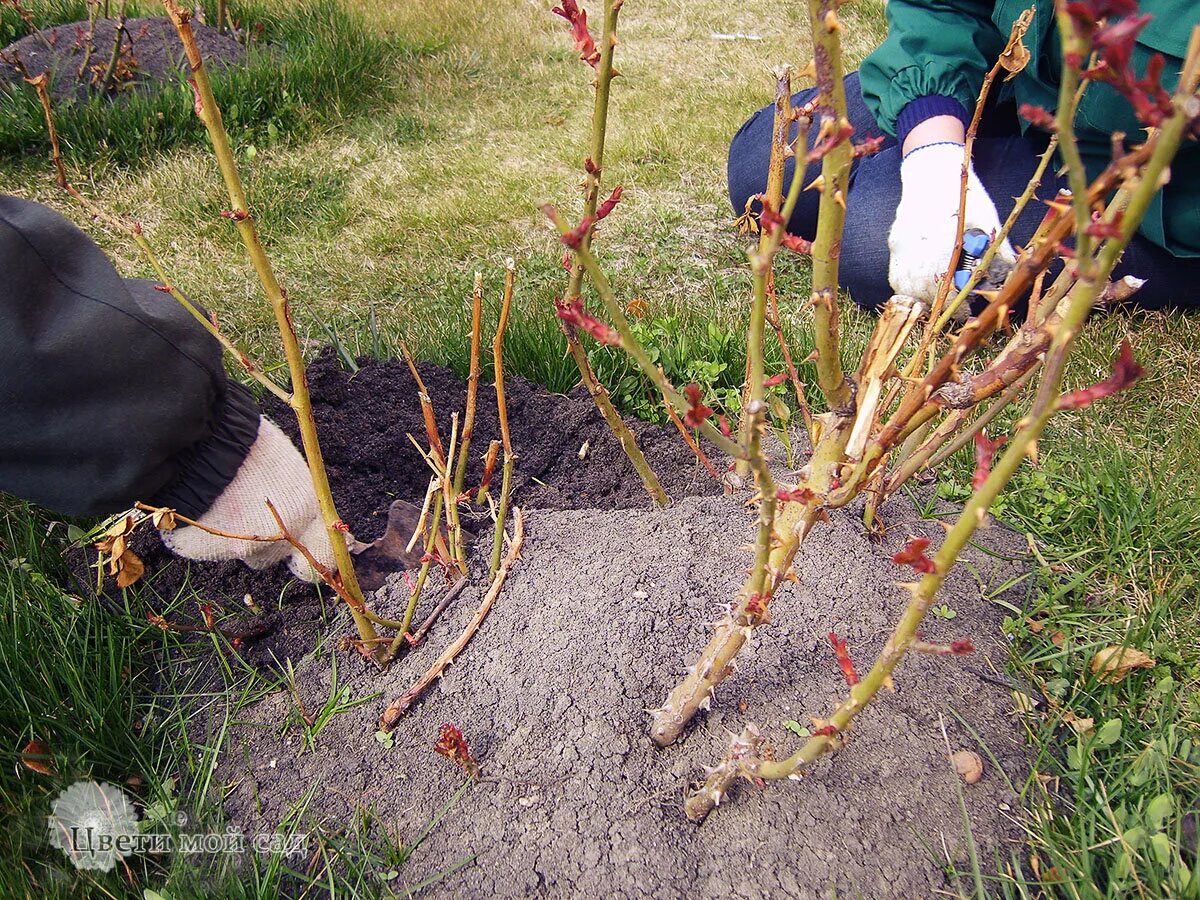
<box><xmin>1090</xmin><ymin>645</ymin><xmax>1155</xmax><ymax>683</ymax></box>
<box><xmin>20</xmin><ymin>739</ymin><xmax>54</xmax><ymax>775</ymax></box>
<box><xmin>151</xmin><ymin>507</ymin><xmax>178</xmax><ymax>531</ymax></box>
<box><xmin>115</xmin><ymin>548</ymin><xmax>145</xmax><ymax>589</ymax></box>
<box><xmin>999</xmin><ymin>8</ymin><xmax>1035</xmax><ymax>80</ymax></box>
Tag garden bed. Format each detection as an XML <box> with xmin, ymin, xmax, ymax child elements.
<box><xmin>106</xmin><ymin>352</ymin><xmax>1035</xmax><ymax>896</ymax></box>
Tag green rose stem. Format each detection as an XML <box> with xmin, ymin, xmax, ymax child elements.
<box><xmin>491</xmin><ymin>259</ymin><xmax>518</xmax><ymax>578</ymax></box>
<box><xmin>558</xmin><ymin>0</ymin><xmax>669</xmax><ymax>508</ymax></box>
<box><xmin>684</xmin><ymin>29</ymin><xmax>1200</xmax><ymax>822</ymax></box>
<box><xmin>163</xmin><ymin>1</ymin><xmax>381</xmax><ymax>657</ymax></box>
<box><xmin>447</xmin><ymin>273</ymin><xmax>484</xmax><ymax>570</ymax></box>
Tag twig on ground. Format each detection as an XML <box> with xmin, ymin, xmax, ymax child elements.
<box><xmin>379</xmin><ymin>510</ymin><xmax>525</xmax><ymax>731</ymax></box>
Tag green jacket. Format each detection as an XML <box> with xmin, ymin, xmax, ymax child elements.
<box><xmin>859</xmin><ymin>0</ymin><xmax>1199</xmax><ymax>257</ymax></box>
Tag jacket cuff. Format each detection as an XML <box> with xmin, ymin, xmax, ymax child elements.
<box><xmin>149</xmin><ymin>382</ymin><xmax>261</xmax><ymax>520</ymax></box>
<box><xmin>896</xmin><ymin>95</ymin><xmax>970</xmax><ymax>148</ymax></box>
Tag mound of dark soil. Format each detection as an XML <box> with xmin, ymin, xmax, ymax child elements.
<box><xmin>215</xmin><ymin>492</ymin><xmax>1032</xmax><ymax>898</ymax></box>
<box><xmin>87</xmin><ymin>351</ymin><xmax>720</xmax><ymax>667</ymax></box>
<box><xmin>1</xmin><ymin>17</ymin><xmax>244</xmax><ymax>103</ymax></box>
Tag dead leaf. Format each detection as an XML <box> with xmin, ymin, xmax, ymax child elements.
<box><xmin>151</xmin><ymin>507</ymin><xmax>177</xmax><ymax>531</ymax></box>
<box><xmin>951</xmin><ymin>749</ymin><xmax>984</xmax><ymax>784</ymax></box>
<box><xmin>115</xmin><ymin>548</ymin><xmax>145</xmax><ymax>588</ymax></box>
<box><xmin>1063</xmin><ymin>711</ymin><xmax>1095</xmax><ymax>735</ymax></box>
<box><xmin>20</xmin><ymin>739</ymin><xmax>54</xmax><ymax>775</ymax></box>
<box><xmin>1090</xmin><ymin>646</ymin><xmax>1155</xmax><ymax>684</ymax></box>
<box><xmin>999</xmin><ymin>8</ymin><xmax>1035</xmax><ymax>80</ymax></box>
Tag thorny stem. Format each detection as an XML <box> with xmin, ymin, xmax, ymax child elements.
<box><xmin>558</xmin><ymin>0</ymin><xmax>669</xmax><ymax>508</ymax></box>
<box><xmin>25</xmin><ymin>71</ymin><xmax>292</xmax><ymax>404</ymax></box>
<box><xmin>805</xmin><ymin>0</ymin><xmax>853</xmax><ymax>411</ymax></box>
<box><xmin>491</xmin><ymin>260</ymin><xmax>517</xmax><ymax>578</ymax></box>
<box><xmin>99</xmin><ymin>0</ymin><xmax>128</xmax><ymax>94</ymax></box>
<box><xmin>737</xmin><ymin>68</ymin><xmax>793</xmax><ymax>470</ymax></box>
<box><xmin>647</xmin><ymin>0</ymin><xmax>852</xmax><ymax>746</ymax></box>
<box><xmin>379</xmin><ymin>509</ymin><xmax>525</xmax><ymax>731</ymax></box>
<box><xmin>548</xmin><ymin>213</ymin><xmax>745</xmax><ymax>461</ymax></box>
<box><xmin>685</xmin><ymin>29</ymin><xmax>1200</xmax><ymax>821</ymax></box>
<box><xmin>162</xmin><ymin>1</ymin><xmax>380</xmax><ymax>655</ymax></box>
<box><xmin>448</xmin><ymin>273</ymin><xmax>485</xmax><ymax>566</ymax></box>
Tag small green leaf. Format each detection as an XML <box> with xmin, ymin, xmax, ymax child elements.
<box><xmin>1096</xmin><ymin>718</ymin><xmax>1122</xmax><ymax>746</ymax></box>
<box><xmin>1146</xmin><ymin>793</ymin><xmax>1174</xmax><ymax>831</ymax></box>
<box><xmin>783</xmin><ymin>720</ymin><xmax>810</xmax><ymax>738</ymax></box>
<box><xmin>374</xmin><ymin>729</ymin><xmax>394</xmax><ymax>749</ymax></box>
<box><xmin>144</xmin><ymin>890</ymin><xmax>172</xmax><ymax>900</ymax></box>
<box><xmin>1150</xmin><ymin>832</ymin><xmax>1173</xmax><ymax>867</ymax></box>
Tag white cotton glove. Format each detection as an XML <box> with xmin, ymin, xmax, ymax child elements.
<box><xmin>888</xmin><ymin>142</ymin><xmax>1016</xmax><ymax>302</ymax></box>
<box><xmin>161</xmin><ymin>416</ymin><xmax>345</xmax><ymax>582</ymax></box>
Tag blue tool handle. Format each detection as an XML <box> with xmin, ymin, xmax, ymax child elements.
<box><xmin>954</xmin><ymin>227</ymin><xmax>991</xmax><ymax>291</ymax></box>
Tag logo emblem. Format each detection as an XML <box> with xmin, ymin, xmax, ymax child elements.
<box><xmin>47</xmin><ymin>781</ymin><xmax>140</xmax><ymax>871</ymax></box>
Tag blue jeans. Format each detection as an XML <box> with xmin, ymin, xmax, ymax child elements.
<box><xmin>728</xmin><ymin>72</ymin><xmax>1200</xmax><ymax>312</ymax></box>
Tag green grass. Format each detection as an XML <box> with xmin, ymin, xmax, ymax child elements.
<box><xmin>1</xmin><ymin>0</ymin><xmax>1198</xmax><ymax>895</ymax></box>
<box><xmin>1</xmin><ymin>0</ymin><xmax>401</xmax><ymax>166</ymax></box>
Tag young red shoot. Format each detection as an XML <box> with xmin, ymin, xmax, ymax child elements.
<box><xmin>972</xmin><ymin>431</ymin><xmax>1008</xmax><ymax>490</ymax></box>
<box><xmin>595</xmin><ymin>185</ymin><xmax>623</xmax><ymax>221</ymax></box>
<box><xmin>682</xmin><ymin>383</ymin><xmax>714</xmax><ymax>429</ymax></box>
<box><xmin>828</xmin><ymin>631</ymin><xmax>859</xmax><ymax>687</ymax></box>
<box><xmin>892</xmin><ymin>537</ymin><xmax>937</xmax><ymax>574</ymax></box>
<box><xmin>912</xmin><ymin>638</ymin><xmax>976</xmax><ymax>656</ymax></box>
<box><xmin>776</xmin><ymin>486</ymin><xmax>816</xmax><ymax>504</ymax></box>
<box><xmin>433</xmin><ymin>723</ymin><xmax>481</xmax><ymax>779</ymax></box>
<box><xmin>555</xmin><ymin>297</ymin><xmax>620</xmax><ymax>346</ymax></box>
<box><xmin>551</xmin><ymin>0</ymin><xmax>601</xmax><ymax>68</ymax></box>
<box><xmin>1057</xmin><ymin>339</ymin><xmax>1145</xmax><ymax>410</ymax></box>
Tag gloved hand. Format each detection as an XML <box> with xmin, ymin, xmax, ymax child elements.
<box><xmin>888</xmin><ymin>142</ymin><xmax>1016</xmax><ymax>302</ymax></box>
<box><xmin>161</xmin><ymin>416</ymin><xmax>344</xmax><ymax>582</ymax></box>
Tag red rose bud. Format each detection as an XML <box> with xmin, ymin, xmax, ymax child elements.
<box><xmin>199</xmin><ymin>603</ymin><xmax>215</xmax><ymax>630</ymax></box>
<box><xmin>433</xmin><ymin>723</ymin><xmax>481</xmax><ymax>778</ymax></box>
<box><xmin>782</xmin><ymin>233</ymin><xmax>813</xmax><ymax>255</ymax></box>
<box><xmin>950</xmin><ymin>639</ymin><xmax>976</xmax><ymax>655</ymax></box>
<box><xmin>972</xmin><ymin>430</ymin><xmax>1007</xmax><ymax>490</ymax></box>
<box><xmin>682</xmin><ymin>383</ymin><xmax>714</xmax><ymax>429</ymax></box>
<box><xmin>594</xmin><ymin>185</ymin><xmax>623</xmax><ymax>221</ymax></box>
<box><xmin>807</xmin><ymin>120</ymin><xmax>855</xmax><ymax>162</ymax></box>
<box><xmin>153</xmin><ymin>284</ymin><xmax>173</xmax><ymax>293</ymax></box>
<box><xmin>1084</xmin><ymin>213</ymin><xmax>1124</xmax><ymax>240</ymax></box>
<box><xmin>551</xmin><ymin>0</ymin><xmax>601</xmax><ymax>68</ymax></box>
<box><xmin>133</xmin><ymin>221</ymin><xmax>143</xmax><ymax>235</ymax></box>
<box><xmin>744</xmin><ymin>592</ymin><xmax>769</xmax><ymax>619</ymax></box>
<box><xmin>221</xmin><ymin>208</ymin><xmax>249</xmax><ymax>221</ymax></box>
<box><xmin>718</xmin><ymin>415</ymin><xmax>732</xmax><ymax>437</ymax></box>
<box><xmin>764</xmin><ymin>373</ymin><xmax>788</xmax><ymax>387</ymax></box>
<box><xmin>555</xmin><ymin>297</ymin><xmax>620</xmax><ymax>346</ymax></box>
<box><xmin>759</xmin><ymin>200</ymin><xmax>785</xmax><ymax>234</ymax></box>
<box><xmin>812</xmin><ymin>724</ymin><xmax>839</xmax><ymax>737</ymax></box>
<box><xmin>776</xmin><ymin>486</ymin><xmax>816</xmax><ymax>504</ymax></box>
<box><xmin>828</xmin><ymin>631</ymin><xmax>860</xmax><ymax>687</ymax></box>
<box><xmin>1019</xmin><ymin>103</ymin><xmax>1057</xmax><ymax>131</ymax></box>
<box><xmin>851</xmin><ymin>135</ymin><xmax>887</xmax><ymax>158</ymax></box>
<box><xmin>584</xmin><ymin>156</ymin><xmax>598</xmax><ymax>174</ymax></box>
<box><xmin>1056</xmin><ymin>339</ymin><xmax>1145</xmax><ymax>410</ymax></box>
<box><xmin>333</xmin><ymin>520</ymin><xmax>351</xmax><ymax>533</ymax></box>
<box><xmin>561</xmin><ymin>249</ymin><xmax>572</xmax><ymax>271</ymax></box>
<box><xmin>560</xmin><ymin>214</ymin><xmax>594</xmax><ymax>249</ymax></box>
<box><xmin>892</xmin><ymin>537</ymin><xmax>938</xmax><ymax>574</ymax></box>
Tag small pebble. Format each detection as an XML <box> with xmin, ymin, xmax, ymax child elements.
<box><xmin>951</xmin><ymin>750</ymin><xmax>984</xmax><ymax>784</ymax></box>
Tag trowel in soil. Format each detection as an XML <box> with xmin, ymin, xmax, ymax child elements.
<box><xmin>349</xmin><ymin>499</ymin><xmax>473</xmax><ymax>593</ymax></box>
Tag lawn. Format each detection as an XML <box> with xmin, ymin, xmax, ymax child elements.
<box><xmin>1</xmin><ymin>0</ymin><xmax>1198</xmax><ymax>896</ymax></box>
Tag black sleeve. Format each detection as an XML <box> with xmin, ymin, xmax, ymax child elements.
<box><xmin>0</xmin><ymin>195</ymin><xmax>260</xmax><ymax>519</ymax></box>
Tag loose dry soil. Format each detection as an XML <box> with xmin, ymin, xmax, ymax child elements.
<box><xmin>1</xmin><ymin>17</ymin><xmax>244</xmax><ymax>103</ymax></box>
<box><xmin>113</xmin><ymin>354</ymin><xmax>1034</xmax><ymax>897</ymax></box>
